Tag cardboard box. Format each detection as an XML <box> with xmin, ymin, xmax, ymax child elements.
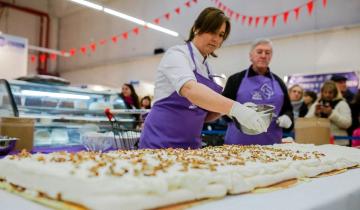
<box><xmin>0</xmin><ymin>117</ymin><xmax>35</xmax><ymax>151</ymax></box>
<box><xmin>295</xmin><ymin>117</ymin><xmax>331</xmax><ymax>145</ymax></box>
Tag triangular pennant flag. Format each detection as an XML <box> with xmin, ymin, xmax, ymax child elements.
<box><xmin>40</xmin><ymin>54</ymin><xmax>46</xmax><ymax>63</ymax></box>
<box><xmin>69</xmin><ymin>48</ymin><xmax>76</xmax><ymax>56</ymax></box>
<box><xmin>322</xmin><ymin>0</ymin><xmax>327</xmax><ymax>8</ymax></box>
<box><xmin>307</xmin><ymin>1</ymin><xmax>314</xmax><ymax>15</ymax></box>
<box><xmin>218</xmin><ymin>2</ymin><xmax>222</xmax><ymax>9</ymax></box>
<box><xmin>175</xmin><ymin>7</ymin><xmax>181</xmax><ymax>14</ymax></box>
<box><xmin>263</xmin><ymin>16</ymin><xmax>269</xmax><ymax>26</ymax></box>
<box><xmin>248</xmin><ymin>16</ymin><xmax>253</xmax><ymax>26</ymax></box>
<box><xmin>294</xmin><ymin>7</ymin><xmax>300</xmax><ymax>20</ymax></box>
<box><xmin>164</xmin><ymin>13</ymin><xmax>170</xmax><ymax>20</ymax></box>
<box><xmin>192</xmin><ymin>0</ymin><xmax>198</xmax><ymax>3</ymax></box>
<box><xmin>133</xmin><ymin>27</ymin><xmax>139</xmax><ymax>35</ymax></box>
<box><xmin>185</xmin><ymin>1</ymin><xmax>191</xmax><ymax>7</ymax></box>
<box><xmin>223</xmin><ymin>6</ymin><xmax>227</xmax><ymax>12</ymax></box>
<box><xmin>255</xmin><ymin>17</ymin><xmax>260</xmax><ymax>27</ymax></box>
<box><xmin>272</xmin><ymin>15</ymin><xmax>277</xmax><ymax>27</ymax></box>
<box><xmin>235</xmin><ymin>13</ymin><xmax>240</xmax><ymax>20</ymax></box>
<box><xmin>99</xmin><ymin>39</ymin><xmax>107</xmax><ymax>45</ymax></box>
<box><xmin>214</xmin><ymin>0</ymin><xmax>219</xmax><ymax>4</ymax></box>
<box><xmin>122</xmin><ymin>32</ymin><xmax>128</xmax><ymax>40</ymax></box>
<box><xmin>283</xmin><ymin>11</ymin><xmax>289</xmax><ymax>24</ymax></box>
<box><xmin>30</xmin><ymin>55</ymin><xmax>36</xmax><ymax>62</ymax></box>
<box><xmin>111</xmin><ymin>36</ymin><xmax>118</xmax><ymax>43</ymax></box>
<box><xmin>90</xmin><ymin>43</ymin><xmax>96</xmax><ymax>52</ymax></box>
<box><xmin>228</xmin><ymin>9</ymin><xmax>234</xmax><ymax>18</ymax></box>
<box><xmin>241</xmin><ymin>16</ymin><xmax>247</xmax><ymax>25</ymax></box>
<box><xmin>80</xmin><ymin>46</ymin><xmax>87</xmax><ymax>54</ymax></box>
<box><xmin>154</xmin><ymin>18</ymin><xmax>160</xmax><ymax>24</ymax></box>
<box><xmin>50</xmin><ymin>53</ymin><xmax>57</xmax><ymax>61</ymax></box>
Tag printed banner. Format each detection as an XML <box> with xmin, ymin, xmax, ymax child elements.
<box><xmin>285</xmin><ymin>71</ymin><xmax>359</xmax><ymax>94</ymax></box>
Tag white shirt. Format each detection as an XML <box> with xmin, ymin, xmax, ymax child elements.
<box><xmin>154</xmin><ymin>42</ymin><xmax>214</xmax><ymax>103</ymax></box>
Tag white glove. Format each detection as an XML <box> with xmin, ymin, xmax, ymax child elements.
<box><xmin>229</xmin><ymin>102</ymin><xmax>267</xmax><ymax>133</ymax></box>
<box><xmin>276</xmin><ymin>115</ymin><xmax>292</xmax><ymax>128</ymax></box>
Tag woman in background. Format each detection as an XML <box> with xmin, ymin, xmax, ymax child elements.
<box><xmin>305</xmin><ymin>80</ymin><xmax>351</xmax><ymax>146</ymax></box>
<box><xmin>140</xmin><ymin>96</ymin><xmax>152</xmax><ymax>109</ymax></box>
<box><xmin>119</xmin><ymin>83</ymin><xmax>140</xmax><ymax>109</ymax></box>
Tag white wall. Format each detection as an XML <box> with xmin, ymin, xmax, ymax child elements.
<box><xmin>61</xmin><ymin>25</ymin><xmax>360</xmax><ymax>96</ymax></box>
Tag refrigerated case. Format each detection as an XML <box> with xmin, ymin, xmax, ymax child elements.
<box><xmin>3</xmin><ymin>79</ymin><xmax>140</xmax><ymax>149</ymax></box>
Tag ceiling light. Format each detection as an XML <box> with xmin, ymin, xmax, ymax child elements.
<box><xmin>67</xmin><ymin>0</ymin><xmax>178</xmax><ymax>37</ymax></box>
<box><xmin>70</xmin><ymin>0</ymin><xmax>103</xmax><ymax>10</ymax></box>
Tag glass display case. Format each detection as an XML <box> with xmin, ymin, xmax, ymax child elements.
<box><xmin>3</xmin><ymin>79</ymin><xmax>142</xmax><ymax>149</ymax></box>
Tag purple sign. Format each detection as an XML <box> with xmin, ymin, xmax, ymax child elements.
<box><xmin>286</xmin><ymin>71</ymin><xmax>359</xmax><ymax>94</ymax></box>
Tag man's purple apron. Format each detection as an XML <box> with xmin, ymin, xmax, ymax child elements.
<box><xmin>139</xmin><ymin>43</ymin><xmax>222</xmax><ymax>149</ymax></box>
<box><xmin>225</xmin><ymin>68</ymin><xmax>284</xmax><ymax>145</ymax></box>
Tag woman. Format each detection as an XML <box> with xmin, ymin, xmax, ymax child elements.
<box><xmin>305</xmin><ymin>80</ymin><xmax>351</xmax><ymax>146</ymax></box>
<box><xmin>140</xmin><ymin>96</ymin><xmax>152</xmax><ymax>109</ymax></box>
<box><xmin>288</xmin><ymin>84</ymin><xmax>307</xmax><ymax>119</ymax></box>
<box><xmin>222</xmin><ymin>39</ymin><xmax>294</xmax><ymax>145</ymax></box>
<box><xmin>139</xmin><ymin>7</ymin><xmax>267</xmax><ymax>149</ymax></box>
<box><xmin>119</xmin><ymin>83</ymin><xmax>140</xmax><ymax>109</ymax></box>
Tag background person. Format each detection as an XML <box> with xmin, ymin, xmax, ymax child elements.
<box><xmin>139</xmin><ymin>7</ymin><xmax>267</xmax><ymax>149</ymax></box>
<box><xmin>222</xmin><ymin>39</ymin><xmax>293</xmax><ymax>145</ymax></box>
<box><xmin>305</xmin><ymin>80</ymin><xmax>352</xmax><ymax>146</ymax></box>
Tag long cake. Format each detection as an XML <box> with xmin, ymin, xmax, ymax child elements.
<box><xmin>0</xmin><ymin>144</ymin><xmax>359</xmax><ymax>210</ymax></box>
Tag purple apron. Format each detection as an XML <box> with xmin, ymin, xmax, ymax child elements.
<box><xmin>225</xmin><ymin>68</ymin><xmax>284</xmax><ymax>145</ymax></box>
<box><xmin>139</xmin><ymin>43</ymin><xmax>222</xmax><ymax>149</ymax></box>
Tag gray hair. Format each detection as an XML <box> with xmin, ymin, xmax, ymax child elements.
<box><xmin>250</xmin><ymin>38</ymin><xmax>273</xmax><ymax>52</ymax></box>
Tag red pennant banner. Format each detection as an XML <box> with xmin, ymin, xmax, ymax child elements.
<box><xmin>294</xmin><ymin>7</ymin><xmax>300</xmax><ymax>20</ymax></box>
<box><xmin>154</xmin><ymin>18</ymin><xmax>160</xmax><ymax>24</ymax></box>
<box><xmin>69</xmin><ymin>48</ymin><xmax>76</xmax><ymax>56</ymax></box>
<box><xmin>175</xmin><ymin>7</ymin><xmax>181</xmax><ymax>14</ymax></box>
<box><xmin>30</xmin><ymin>55</ymin><xmax>36</xmax><ymax>63</ymax></box>
<box><xmin>322</xmin><ymin>0</ymin><xmax>327</xmax><ymax>8</ymax></box>
<box><xmin>263</xmin><ymin>16</ymin><xmax>269</xmax><ymax>26</ymax></box>
<box><xmin>192</xmin><ymin>0</ymin><xmax>197</xmax><ymax>3</ymax></box>
<box><xmin>111</xmin><ymin>36</ymin><xmax>118</xmax><ymax>43</ymax></box>
<box><xmin>255</xmin><ymin>17</ymin><xmax>260</xmax><ymax>27</ymax></box>
<box><xmin>50</xmin><ymin>53</ymin><xmax>57</xmax><ymax>60</ymax></box>
<box><xmin>241</xmin><ymin>16</ymin><xmax>247</xmax><ymax>25</ymax></box>
<box><xmin>307</xmin><ymin>1</ymin><xmax>314</xmax><ymax>15</ymax></box>
<box><xmin>283</xmin><ymin>11</ymin><xmax>289</xmax><ymax>23</ymax></box>
<box><xmin>90</xmin><ymin>43</ymin><xmax>96</xmax><ymax>52</ymax></box>
<box><xmin>248</xmin><ymin>16</ymin><xmax>253</xmax><ymax>26</ymax></box>
<box><xmin>80</xmin><ymin>46</ymin><xmax>87</xmax><ymax>54</ymax></box>
<box><xmin>99</xmin><ymin>39</ymin><xmax>107</xmax><ymax>45</ymax></box>
<box><xmin>133</xmin><ymin>27</ymin><xmax>139</xmax><ymax>35</ymax></box>
<box><xmin>235</xmin><ymin>13</ymin><xmax>240</xmax><ymax>20</ymax></box>
<box><xmin>164</xmin><ymin>13</ymin><xmax>170</xmax><ymax>20</ymax></box>
<box><xmin>40</xmin><ymin>54</ymin><xmax>46</xmax><ymax>63</ymax></box>
<box><xmin>61</xmin><ymin>50</ymin><xmax>67</xmax><ymax>56</ymax></box>
<box><xmin>185</xmin><ymin>1</ymin><xmax>191</xmax><ymax>7</ymax></box>
<box><xmin>122</xmin><ymin>32</ymin><xmax>128</xmax><ymax>40</ymax></box>
<box><xmin>272</xmin><ymin>15</ymin><xmax>277</xmax><ymax>27</ymax></box>
<box><xmin>227</xmin><ymin>9</ymin><xmax>234</xmax><ymax>18</ymax></box>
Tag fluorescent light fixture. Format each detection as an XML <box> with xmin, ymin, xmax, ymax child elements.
<box><xmin>20</xmin><ymin>90</ymin><xmax>90</xmax><ymax>100</ymax></box>
<box><xmin>104</xmin><ymin>8</ymin><xmax>146</xmax><ymax>26</ymax></box>
<box><xmin>29</xmin><ymin>45</ymin><xmax>71</xmax><ymax>57</ymax></box>
<box><xmin>145</xmin><ymin>23</ymin><xmax>179</xmax><ymax>37</ymax></box>
<box><xmin>67</xmin><ymin>0</ymin><xmax>179</xmax><ymax>37</ymax></box>
<box><xmin>70</xmin><ymin>0</ymin><xmax>103</xmax><ymax>10</ymax></box>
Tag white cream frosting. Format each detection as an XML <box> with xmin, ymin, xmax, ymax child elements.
<box><xmin>0</xmin><ymin>144</ymin><xmax>359</xmax><ymax>210</ymax></box>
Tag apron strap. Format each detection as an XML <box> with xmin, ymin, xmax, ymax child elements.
<box><xmin>186</xmin><ymin>42</ymin><xmax>214</xmax><ymax>81</ymax></box>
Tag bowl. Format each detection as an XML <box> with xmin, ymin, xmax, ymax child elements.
<box><xmin>233</xmin><ymin>104</ymin><xmax>275</xmax><ymax>135</ymax></box>
<box><xmin>0</xmin><ymin>136</ymin><xmax>18</xmax><ymax>155</ymax></box>
<box><xmin>81</xmin><ymin>132</ymin><xmax>114</xmax><ymax>152</ymax></box>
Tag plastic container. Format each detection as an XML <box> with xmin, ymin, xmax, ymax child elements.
<box><xmin>81</xmin><ymin>132</ymin><xmax>113</xmax><ymax>152</ymax></box>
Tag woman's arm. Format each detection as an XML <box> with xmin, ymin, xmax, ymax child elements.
<box><xmin>205</xmin><ymin>112</ymin><xmax>222</xmax><ymax>122</ymax></box>
<box><xmin>180</xmin><ymin>80</ymin><xmax>234</xmax><ymax>115</ymax></box>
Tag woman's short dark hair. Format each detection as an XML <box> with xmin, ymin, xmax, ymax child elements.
<box><xmin>186</xmin><ymin>7</ymin><xmax>231</xmax><ymax>45</ymax></box>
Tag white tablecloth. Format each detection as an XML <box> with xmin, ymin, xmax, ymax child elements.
<box><xmin>1</xmin><ymin>168</ymin><xmax>360</xmax><ymax>210</ymax></box>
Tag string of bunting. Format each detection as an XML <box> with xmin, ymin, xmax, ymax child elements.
<box><xmin>212</xmin><ymin>0</ymin><xmax>327</xmax><ymax>27</ymax></box>
<box><xmin>29</xmin><ymin>0</ymin><xmax>199</xmax><ymax>63</ymax></box>
<box><xmin>30</xmin><ymin>0</ymin><xmax>327</xmax><ymax>63</ymax></box>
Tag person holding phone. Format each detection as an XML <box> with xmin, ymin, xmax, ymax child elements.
<box><xmin>306</xmin><ymin>80</ymin><xmax>351</xmax><ymax>145</ymax></box>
